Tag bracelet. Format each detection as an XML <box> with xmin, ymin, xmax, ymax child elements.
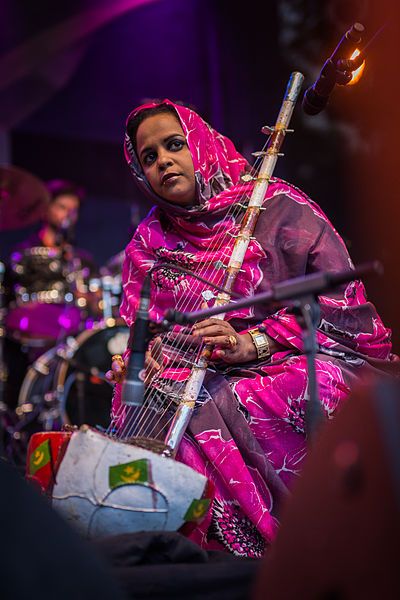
<box><xmin>247</xmin><ymin>327</ymin><xmax>271</xmax><ymax>360</ymax></box>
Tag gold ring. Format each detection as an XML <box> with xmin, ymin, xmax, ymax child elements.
<box><xmin>112</xmin><ymin>354</ymin><xmax>126</xmax><ymax>372</ymax></box>
<box><xmin>228</xmin><ymin>334</ymin><xmax>238</xmax><ymax>349</ymax></box>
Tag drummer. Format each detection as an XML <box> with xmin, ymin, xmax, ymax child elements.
<box><xmin>11</xmin><ymin>178</ymin><xmax>92</xmax><ymax>264</ymax></box>
<box><xmin>3</xmin><ymin>179</ymin><xmax>98</xmax><ymax>408</ymax></box>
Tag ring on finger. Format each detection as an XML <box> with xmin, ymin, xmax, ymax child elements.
<box><xmin>112</xmin><ymin>354</ymin><xmax>126</xmax><ymax>372</ymax></box>
<box><xmin>227</xmin><ymin>334</ymin><xmax>238</xmax><ymax>349</ymax></box>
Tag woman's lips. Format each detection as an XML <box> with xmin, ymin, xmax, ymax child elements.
<box><xmin>162</xmin><ymin>173</ymin><xmax>180</xmax><ymax>185</ymax></box>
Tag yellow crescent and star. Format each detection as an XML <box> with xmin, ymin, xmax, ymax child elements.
<box><xmin>192</xmin><ymin>504</ymin><xmax>207</xmax><ymax>519</ymax></box>
<box><xmin>119</xmin><ymin>464</ymin><xmax>142</xmax><ymax>483</ymax></box>
<box><xmin>32</xmin><ymin>449</ymin><xmax>45</xmax><ymax>466</ymax></box>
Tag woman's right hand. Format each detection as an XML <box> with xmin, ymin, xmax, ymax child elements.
<box><xmin>105</xmin><ymin>354</ymin><xmax>127</xmax><ymax>384</ymax></box>
<box><xmin>105</xmin><ymin>337</ymin><xmax>164</xmax><ymax>385</ymax></box>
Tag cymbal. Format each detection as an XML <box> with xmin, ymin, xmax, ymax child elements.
<box><xmin>0</xmin><ymin>165</ymin><xmax>50</xmax><ymax>231</ymax></box>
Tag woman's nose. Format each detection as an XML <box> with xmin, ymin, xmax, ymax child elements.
<box><xmin>157</xmin><ymin>150</ymin><xmax>173</xmax><ymax>169</ymax></box>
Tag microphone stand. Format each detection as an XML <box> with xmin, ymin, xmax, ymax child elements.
<box><xmin>291</xmin><ymin>295</ymin><xmax>323</xmax><ymax>438</ymax></box>
<box><xmin>159</xmin><ymin>261</ymin><xmax>382</xmax><ymax>441</ymax></box>
<box><xmin>121</xmin><ymin>274</ymin><xmax>152</xmax><ymax>407</ymax></box>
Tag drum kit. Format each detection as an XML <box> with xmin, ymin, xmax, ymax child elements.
<box><xmin>0</xmin><ymin>166</ymin><xmax>129</xmax><ymax>465</ymax></box>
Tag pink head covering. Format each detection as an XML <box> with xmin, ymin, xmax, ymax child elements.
<box><xmin>124</xmin><ymin>99</ymin><xmax>250</xmax><ymax>216</ymax></box>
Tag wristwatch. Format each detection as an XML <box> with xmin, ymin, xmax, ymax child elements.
<box><xmin>248</xmin><ymin>327</ymin><xmax>271</xmax><ymax>360</ymax></box>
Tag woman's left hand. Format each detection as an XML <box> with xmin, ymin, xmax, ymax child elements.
<box><xmin>192</xmin><ymin>318</ymin><xmax>257</xmax><ymax>364</ymax></box>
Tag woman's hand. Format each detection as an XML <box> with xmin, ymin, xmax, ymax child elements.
<box><xmin>144</xmin><ymin>336</ymin><xmax>163</xmax><ymax>384</ymax></box>
<box><xmin>105</xmin><ymin>337</ymin><xmax>164</xmax><ymax>384</ymax></box>
<box><xmin>105</xmin><ymin>354</ymin><xmax>127</xmax><ymax>384</ymax></box>
<box><xmin>192</xmin><ymin>318</ymin><xmax>277</xmax><ymax>364</ymax></box>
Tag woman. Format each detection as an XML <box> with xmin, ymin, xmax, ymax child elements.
<box><xmin>107</xmin><ymin>99</ymin><xmax>393</xmax><ymax>557</ymax></box>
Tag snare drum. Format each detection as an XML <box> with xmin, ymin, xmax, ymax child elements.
<box><xmin>18</xmin><ymin>321</ymin><xmax>129</xmax><ymax>431</ymax></box>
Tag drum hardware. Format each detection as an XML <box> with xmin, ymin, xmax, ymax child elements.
<box><xmin>5</xmin><ymin>243</ymin><xmax>103</xmax><ymax>345</ymax></box>
<box><xmin>16</xmin><ymin>322</ymin><xmax>130</xmax><ymax>444</ymax></box>
<box><xmin>99</xmin><ymin>252</ymin><xmax>124</xmax><ymax>321</ymax></box>
<box><xmin>99</xmin><ymin>275</ymin><xmax>114</xmax><ymax>320</ymax></box>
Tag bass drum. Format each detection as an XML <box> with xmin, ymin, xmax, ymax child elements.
<box><xmin>18</xmin><ymin>321</ymin><xmax>129</xmax><ymax>432</ymax></box>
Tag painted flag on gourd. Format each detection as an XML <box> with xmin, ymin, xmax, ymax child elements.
<box><xmin>184</xmin><ymin>498</ymin><xmax>211</xmax><ymax>522</ymax></box>
<box><xmin>29</xmin><ymin>439</ymin><xmax>51</xmax><ymax>475</ymax></box>
<box><xmin>109</xmin><ymin>459</ymin><xmax>149</xmax><ymax>489</ymax></box>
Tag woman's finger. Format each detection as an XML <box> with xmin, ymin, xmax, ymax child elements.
<box><xmin>203</xmin><ymin>334</ymin><xmax>239</xmax><ymax>349</ymax></box>
<box><xmin>145</xmin><ymin>352</ymin><xmax>161</xmax><ymax>372</ymax></box>
<box><xmin>105</xmin><ymin>369</ymin><xmax>115</xmax><ymax>382</ymax></box>
<box><xmin>193</xmin><ymin>317</ymin><xmax>230</xmax><ymax>331</ymax></box>
<box><xmin>111</xmin><ymin>354</ymin><xmax>126</xmax><ymax>374</ymax></box>
<box><xmin>193</xmin><ymin>322</ymin><xmax>232</xmax><ymax>338</ymax></box>
<box><xmin>106</xmin><ymin>368</ymin><xmax>125</xmax><ymax>384</ymax></box>
<box><xmin>150</xmin><ymin>336</ymin><xmax>164</xmax><ymax>364</ymax></box>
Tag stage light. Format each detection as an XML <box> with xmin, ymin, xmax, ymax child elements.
<box><xmin>348</xmin><ymin>49</ymin><xmax>365</xmax><ymax>85</ymax></box>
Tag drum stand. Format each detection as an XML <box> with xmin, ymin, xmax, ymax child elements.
<box><xmin>0</xmin><ymin>262</ymin><xmax>25</xmax><ymax>466</ymax></box>
<box><xmin>100</xmin><ymin>275</ymin><xmax>114</xmax><ymax>321</ymax></box>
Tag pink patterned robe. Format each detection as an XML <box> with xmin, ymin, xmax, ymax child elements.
<box><xmin>112</xmin><ymin>100</ymin><xmax>393</xmax><ymax>557</ymax></box>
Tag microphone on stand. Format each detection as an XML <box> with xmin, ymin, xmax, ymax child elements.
<box><xmin>121</xmin><ymin>273</ymin><xmax>152</xmax><ymax>406</ymax></box>
<box><xmin>60</xmin><ymin>217</ymin><xmax>75</xmax><ymax>245</ymax></box>
<box><xmin>54</xmin><ymin>217</ymin><xmax>75</xmax><ymax>247</ymax></box>
<box><xmin>302</xmin><ymin>22</ymin><xmax>365</xmax><ymax>116</ymax></box>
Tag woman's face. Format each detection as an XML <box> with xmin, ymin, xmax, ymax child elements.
<box><xmin>136</xmin><ymin>112</ymin><xmax>196</xmax><ymax>206</ymax></box>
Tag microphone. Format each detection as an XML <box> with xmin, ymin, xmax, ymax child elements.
<box><xmin>121</xmin><ymin>273</ymin><xmax>151</xmax><ymax>406</ymax></box>
<box><xmin>302</xmin><ymin>22</ymin><xmax>365</xmax><ymax>115</ymax></box>
<box><xmin>57</xmin><ymin>217</ymin><xmax>75</xmax><ymax>245</ymax></box>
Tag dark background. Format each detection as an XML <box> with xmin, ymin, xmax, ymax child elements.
<box><xmin>1</xmin><ymin>0</ymin><xmax>399</xmax><ymax>349</ymax></box>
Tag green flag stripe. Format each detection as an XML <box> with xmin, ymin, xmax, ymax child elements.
<box><xmin>29</xmin><ymin>439</ymin><xmax>51</xmax><ymax>475</ymax></box>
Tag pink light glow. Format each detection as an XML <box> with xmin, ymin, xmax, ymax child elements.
<box><xmin>19</xmin><ymin>316</ymin><xmax>29</xmax><ymax>331</ymax></box>
<box><xmin>58</xmin><ymin>314</ymin><xmax>72</xmax><ymax>329</ymax></box>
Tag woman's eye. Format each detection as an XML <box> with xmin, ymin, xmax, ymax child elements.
<box><xmin>169</xmin><ymin>139</ymin><xmax>184</xmax><ymax>151</ymax></box>
<box><xmin>143</xmin><ymin>152</ymin><xmax>156</xmax><ymax>165</ymax></box>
